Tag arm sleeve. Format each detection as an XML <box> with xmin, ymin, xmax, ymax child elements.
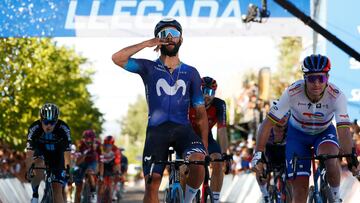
<box><xmin>60</xmin><ymin>123</ymin><xmax>72</xmax><ymax>151</ymax></box>
<box><xmin>334</xmin><ymin>93</ymin><xmax>351</xmax><ymax>128</ymax></box>
<box><xmin>123</xmin><ymin>58</ymin><xmax>148</xmax><ymax>76</ymax></box>
<box><xmin>114</xmin><ymin>149</ymin><xmax>121</xmax><ymax>165</ymax></box>
<box><xmin>216</xmin><ymin>99</ymin><xmax>227</xmax><ymax>129</ymax></box>
<box><xmin>267</xmin><ymin>89</ymin><xmax>291</xmax><ymax>124</ymax></box>
<box><xmin>26</xmin><ymin>125</ymin><xmax>38</xmax><ymax>151</ymax></box>
<box><xmin>190</xmin><ymin>68</ymin><xmax>205</xmax><ymax>107</ymax></box>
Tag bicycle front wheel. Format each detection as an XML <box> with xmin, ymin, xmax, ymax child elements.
<box><xmin>307</xmin><ymin>186</ymin><xmax>315</xmax><ymax>203</ymax></box>
<box><xmin>192</xmin><ymin>189</ymin><xmax>201</xmax><ymax>203</ymax></box>
<box><xmin>320</xmin><ymin>184</ymin><xmax>334</xmax><ymax>203</ymax></box>
<box><xmin>41</xmin><ymin>182</ymin><xmax>53</xmax><ymax>203</ymax></box>
<box><xmin>171</xmin><ymin>187</ymin><xmax>184</xmax><ymax>203</ymax></box>
<box><xmin>268</xmin><ymin>185</ymin><xmax>278</xmax><ymax>203</ymax></box>
<box><xmin>202</xmin><ymin>187</ymin><xmax>214</xmax><ymax>203</ymax></box>
<box><xmin>81</xmin><ymin>182</ymin><xmax>91</xmax><ymax>203</ymax></box>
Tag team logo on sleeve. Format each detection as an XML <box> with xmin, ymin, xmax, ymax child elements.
<box><xmin>156</xmin><ymin>78</ymin><xmax>186</xmax><ymax>96</ymax></box>
<box><xmin>339</xmin><ymin>114</ymin><xmax>349</xmax><ymax>118</ymax></box>
<box><xmin>288</xmin><ymin>83</ymin><xmax>302</xmax><ymax>96</ymax></box>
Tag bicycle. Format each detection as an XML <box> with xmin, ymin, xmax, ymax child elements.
<box><xmin>260</xmin><ymin>163</ymin><xmax>291</xmax><ymax>203</ymax></box>
<box><xmin>80</xmin><ymin>171</ymin><xmax>97</xmax><ymax>203</ymax></box>
<box><xmin>98</xmin><ymin>172</ymin><xmax>122</xmax><ymax>203</ymax></box>
<box><xmin>147</xmin><ymin>147</ymin><xmax>205</xmax><ymax>203</ymax></box>
<box><xmin>112</xmin><ymin>173</ymin><xmax>125</xmax><ymax>202</ymax></box>
<box><xmin>292</xmin><ymin>151</ymin><xmax>356</xmax><ymax>203</ymax></box>
<box><xmin>27</xmin><ymin>163</ymin><xmax>53</xmax><ymax>203</ymax></box>
<box><xmin>194</xmin><ymin>154</ymin><xmax>233</xmax><ymax>203</ymax></box>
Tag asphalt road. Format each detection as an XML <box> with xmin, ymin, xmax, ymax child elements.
<box><xmin>121</xmin><ymin>185</ymin><xmax>164</xmax><ymax>203</ymax></box>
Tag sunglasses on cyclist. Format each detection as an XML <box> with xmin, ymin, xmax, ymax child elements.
<box><xmin>304</xmin><ymin>74</ymin><xmax>328</xmax><ymax>83</ymax></box>
<box><xmin>157</xmin><ymin>28</ymin><xmax>181</xmax><ymax>39</ymax></box>
<box><xmin>203</xmin><ymin>88</ymin><xmax>215</xmax><ymax>96</ymax></box>
<box><xmin>104</xmin><ymin>144</ymin><xmax>112</xmax><ymax>148</ymax></box>
<box><xmin>42</xmin><ymin>119</ymin><xmax>57</xmax><ymax>126</ymax></box>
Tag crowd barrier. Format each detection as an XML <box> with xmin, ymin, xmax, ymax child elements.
<box><xmin>1</xmin><ymin>171</ymin><xmax>359</xmax><ymax>203</ymax></box>
<box><xmin>219</xmin><ymin>171</ymin><xmax>360</xmax><ymax>203</ymax></box>
<box><xmin>0</xmin><ymin>178</ymin><xmax>45</xmax><ymax>203</ymax></box>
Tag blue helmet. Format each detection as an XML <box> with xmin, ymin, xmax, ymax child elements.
<box><xmin>301</xmin><ymin>54</ymin><xmax>331</xmax><ymax>74</ymax></box>
<box><xmin>154</xmin><ymin>18</ymin><xmax>182</xmax><ymax>37</ymax></box>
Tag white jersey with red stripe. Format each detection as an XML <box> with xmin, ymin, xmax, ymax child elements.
<box><xmin>268</xmin><ymin>80</ymin><xmax>351</xmax><ymax>135</ymax></box>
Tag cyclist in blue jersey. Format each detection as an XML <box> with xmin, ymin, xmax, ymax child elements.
<box><xmin>112</xmin><ymin>18</ymin><xmax>208</xmax><ymax>203</ymax></box>
<box><xmin>252</xmin><ymin>54</ymin><xmax>360</xmax><ymax>203</ymax></box>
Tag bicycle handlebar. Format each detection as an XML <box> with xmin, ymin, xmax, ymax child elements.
<box><xmin>26</xmin><ymin>163</ymin><xmax>50</xmax><ymax>181</ymax></box>
<box><xmin>292</xmin><ymin>153</ymin><xmax>354</xmax><ymax>179</ymax></box>
<box><xmin>146</xmin><ymin>153</ymin><xmax>234</xmax><ymax>184</ymax></box>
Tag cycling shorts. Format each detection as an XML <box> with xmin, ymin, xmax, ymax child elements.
<box><xmin>74</xmin><ymin>161</ymin><xmax>97</xmax><ymax>185</ymax></box>
<box><xmin>286</xmin><ymin>124</ymin><xmax>339</xmax><ymax>178</ymax></box>
<box><xmin>142</xmin><ymin>121</ymin><xmax>206</xmax><ymax>176</ymax></box>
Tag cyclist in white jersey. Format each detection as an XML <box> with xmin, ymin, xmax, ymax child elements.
<box><xmin>251</xmin><ymin>54</ymin><xmax>359</xmax><ymax>203</ymax></box>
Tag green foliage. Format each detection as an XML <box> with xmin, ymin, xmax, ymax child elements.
<box><xmin>120</xmin><ymin>95</ymin><xmax>148</xmax><ymax>164</ymax></box>
<box><xmin>0</xmin><ymin>38</ymin><xmax>104</xmax><ymax>149</ymax></box>
<box><xmin>271</xmin><ymin>37</ymin><xmax>303</xmax><ymax>98</ymax></box>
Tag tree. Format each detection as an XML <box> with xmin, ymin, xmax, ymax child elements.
<box><xmin>0</xmin><ymin>38</ymin><xmax>104</xmax><ymax>149</ymax></box>
<box><xmin>271</xmin><ymin>37</ymin><xmax>303</xmax><ymax>98</ymax></box>
<box><xmin>120</xmin><ymin>95</ymin><xmax>148</xmax><ymax>164</ymax></box>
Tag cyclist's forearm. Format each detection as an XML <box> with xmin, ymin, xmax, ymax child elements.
<box><xmin>217</xmin><ymin>127</ymin><xmax>229</xmax><ymax>153</ymax></box>
<box><xmin>112</xmin><ymin>42</ymin><xmax>147</xmax><ymax>68</ymax></box>
<box><xmin>76</xmin><ymin>155</ymin><xmax>85</xmax><ymax>165</ymax></box>
<box><xmin>337</xmin><ymin>127</ymin><xmax>354</xmax><ymax>154</ymax></box>
<box><xmin>99</xmin><ymin>163</ymin><xmax>104</xmax><ymax>177</ymax></box>
<box><xmin>25</xmin><ymin>150</ymin><xmax>34</xmax><ymax>170</ymax></box>
<box><xmin>114</xmin><ymin>164</ymin><xmax>120</xmax><ymax>173</ymax></box>
<box><xmin>195</xmin><ymin>106</ymin><xmax>209</xmax><ymax>149</ymax></box>
<box><xmin>64</xmin><ymin>151</ymin><xmax>71</xmax><ymax>167</ymax></box>
<box><xmin>255</xmin><ymin>118</ymin><xmax>274</xmax><ymax>152</ymax></box>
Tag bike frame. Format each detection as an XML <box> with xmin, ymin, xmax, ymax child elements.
<box><xmin>263</xmin><ymin>164</ymin><xmax>287</xmax><ymax>203</ymax></box>
<box><xmin>292</xmin><ymin>152</ymin><xmax>354</xmax><ymax>203</ymax></box>
<box><xmin>28</xmin><ymin>164</ymin><xmax>54</xmax><ymax>203</ymax></box>
<box><xmin>198</xmin><ymin>154</ymin><xmax>232</xmax><ymax>203</ymax></box>
<box><xmin>147</xmin><ymin>147</ymin><xmax>205</xmax><ymax>203</ymax></box>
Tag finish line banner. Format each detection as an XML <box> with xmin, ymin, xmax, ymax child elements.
<box><xmin>0</xmin><ymin>0</ymin><xmax>310</xmax><ymax>37</ymax></box>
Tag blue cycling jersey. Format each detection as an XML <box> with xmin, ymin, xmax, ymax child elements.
<box><xmin>124</xmin><ymin>58</ymin><xmax>205</xmax><ymax>126</ymax></box>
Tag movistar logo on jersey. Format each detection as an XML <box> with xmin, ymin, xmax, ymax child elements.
<box><xmin>156</xmin><ymin>78</ymin><xmax>186</xmax><ymax>96</ymax></box>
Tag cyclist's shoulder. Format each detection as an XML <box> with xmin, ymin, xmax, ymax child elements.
<box><xmin>28</xmin><ymin>120</ymin><xmax>41</xmax><ymax>130</ymax></box>
<box><xmin>129</xmin><ymin>57</ymin><xmax>155</xmax><ymax>65</ymax></box>
<box><xmin>326</xmin><ymin>82</ymin><xmax>344</xmax><ymax>99</ymax></box>
<box><xmin>112</xmin><ymin>145</ymin><xmax>121</xmax><ymax>153</ymax></box>
<box><xmin>27</xmin><ymin>120</ymin><xmax>42</xmax><ymax>137</ymax></box>
<box><xmin>126</xmin><ymin>57</ymin><xmax>157</xmax><ymax>72</ymax></box>
<box><xmin>286</xmin><ymin>80</ymin><xmax>305</xmax><ymax>96</ymax></box>
<box><xmin>212</xmin><ymin>97</ymin><xmax>226</xmax><ymax>106</ymax></box>
<box><xmin>180</xmin><ymin>61</ymin><xmax>198</xmax><ymax>72</ymax></box>
<box><xmin>55</xmin><ymin>120</ymin><xmax>71</xmax><ymax>133</ymax></box>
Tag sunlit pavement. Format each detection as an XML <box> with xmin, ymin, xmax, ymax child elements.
<box><xmin>121</xmin><ymin>181</ymin><xmax>165</xmax><ymax>203</ymax></box>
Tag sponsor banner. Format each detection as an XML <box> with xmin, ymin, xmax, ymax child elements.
<box><xmin>0</xmin><ymin>0</ymin><xmax>310</xmax><ymax>37</ymax></box>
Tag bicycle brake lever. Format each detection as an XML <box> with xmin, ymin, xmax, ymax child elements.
<box><xmin>292</xmin><ymin>155</ymin><xmax>298</xmax><ymax>179</ymax></box>
<box><xmin>147</xmin><ymin>156</ymin><xmax>155</xmax><ymax>185</ymax></box>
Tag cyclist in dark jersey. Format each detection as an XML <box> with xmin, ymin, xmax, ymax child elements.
<box><xmin>112</xmin><ymin>18</ymin><xmax>208</xmax><ymax>203</ymax></box>
<box><xmin>189</xmin><ymin>76</ymin><xmax>229</xmax><ymax>203</ymax></box>
<box><xmin>255</xmin><ymin>101</ymin><xmax>289</xmax><ymax>203</ymax></box>
<box><xmin>25</xmin><ymin>103</ymin><xmax>72</xmax><ymax>203</ymax></box>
